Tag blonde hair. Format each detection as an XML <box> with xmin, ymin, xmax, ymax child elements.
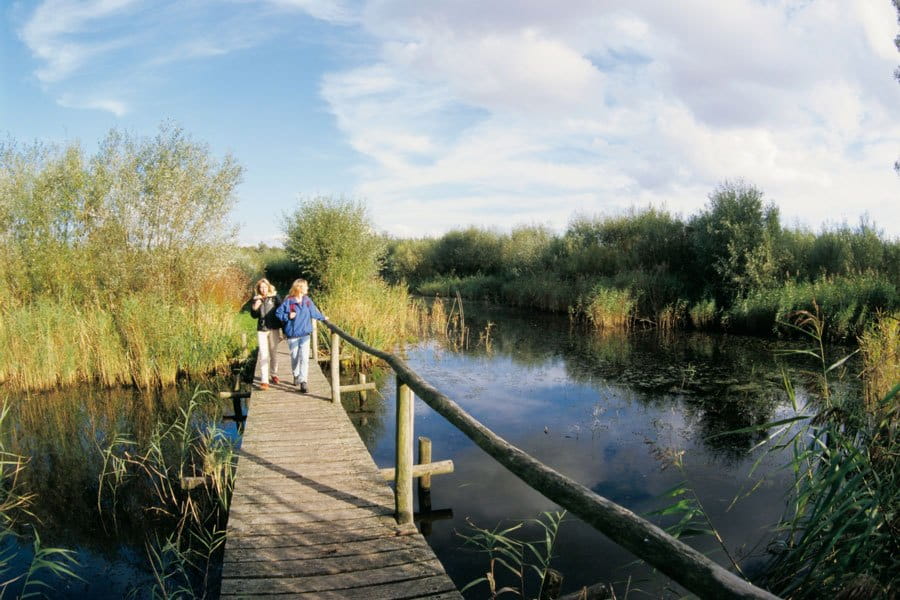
<box><xmin>288</xmin><ymin>278</ymin><xmax>309</xmax><ymax>298</ymax></box>
<box><xmin>255</xmin><ymin>278</ymin><xmax>277</xmax><ymax>296</ymax></box>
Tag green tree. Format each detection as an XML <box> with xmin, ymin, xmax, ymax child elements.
<box><xmin>281</xmin><ymin>196</ymin><xmax>383</xmax><ymax>290</ymax></box>
<box><xmin>691</xmin><ymin>181</ymin><xmax>780</xmax><ymax>301</ymax></box>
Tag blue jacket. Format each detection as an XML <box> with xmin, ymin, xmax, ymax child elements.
<box><xmin>275</xmin><ymin>294</ymin><xmax>326</xmax><ymax>338</ymax></box>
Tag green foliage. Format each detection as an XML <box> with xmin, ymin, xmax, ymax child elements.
<box><xmin>384</xmin><ymin>189</ymin><xmax>898</xmax><ymax>337</ymax></box>
<box><xmin>726</xmin><ymin>274</ymin><xmax>896</xmax><ymax>340</ymax></box>
<box><xmin>282</xmin><ymin>196</ymin><xmax>383</xmax><ymax>290</ymax></box>
<box><xmin>0</xmin><ymin>125</ymin><xmax>249</xmax><ymax>391</ymax></box>
<box><xmin>743</xmin><ymin>311</ymin><xmax>900</xmax><ymax>598</ymax></box>
<box><xmin>691</xmin><ymin>180</ymin><xmax>780</xmax><ymax>299</ymax></box>
<box><xmin>459</xmin><ymin>511</ymin><xmax>566</xmax><ymax>599</ymax></box>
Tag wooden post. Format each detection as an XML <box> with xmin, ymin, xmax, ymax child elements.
<box><xmin>358</xmin><ymin>372</ymin><xmax>367</xmax><ymax>410</ymax></box>
<box><xmin>539</xmin><ymin>570</ymin><xmax>564</xmax><ymax>600</ymax></box>
<box><xmin>312</xmin><ymin>319</ymin><xmax>318</xmax><ymax>362</ymax></box>
<box><xmin>418</xmin><ymin>436</ymin><xmax>433</xmax><ymax>514</ymax></box>
<box><xmin>232</xmin><ymin>363</ymin><xmax>244</xmax><ymax>425</ymax></box>
<box><xmin>395</xmin><ymin>378</ymin><xmax>414</xmax><ymax>525</ymax></box>
<box><xmin>330</xmin><ymin>332</ymin><xmax>340</xmax><ymax>404</ymax></box>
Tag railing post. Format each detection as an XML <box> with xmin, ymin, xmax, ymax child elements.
<box><xmin>395</xmin><ymin>378</ymin><xmax>414</xmax><ymax>525</ymax></box>
<box><xmin>311</xmin><ymin>319</ymin><xmax>319</xmax><ymax>362</ymax></box>
<box><xmin>417</xmin><ymin>436</ymin><xmax>432</xmax><ymax>513</ymax></box>
<box><xmin>330</xmin><ymin>332</ymin><xmax>340</xmax><ymax>404</ymax></box>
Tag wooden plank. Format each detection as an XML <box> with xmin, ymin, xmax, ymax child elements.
<box><xmin>220</xmin><ymin>575</ymin><xmax>457</xmax><ymax>599</ymax></box>
<box><xmin>220</xmin><ymin>560</ymin><xmax>448</xmax><ymax>595</ymax></box>
<box><xmin>222</xmin><ymin>340</ymin><xmax>460</xmax><ymax>598</ymax></box>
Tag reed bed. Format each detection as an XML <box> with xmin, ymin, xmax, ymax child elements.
<box><xmin>0</xmin><ymin>294</ymin><xmax>247</xmax><ymax>392</ymax></box>
<box><xmin>318</xmin><ymin>278</ymin><xmax>421</xmax><ymax>367</ymax></box>
<box><xmin>578</xmin><ymin>286</ymin><xmax>634</xmax><ymax>330</ymax></box>
<box><xmin>858</xmin><ymin>312</ymin><xmax>899</xmax><ymax>411</ymax></box>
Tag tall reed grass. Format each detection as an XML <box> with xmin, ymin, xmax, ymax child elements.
<box><xmin>0</xmin><ymin>293</ymin><xmax>249</xmax><ymax>392</ymax></box>
<box><xmin>721</xmin><ymin>310</ymin><xmax>899</xmax><ymax>598</ymax></box>
<box><xmin>319</xmin><ymin>278</ymin><xmax>421</xmax><ymax>367</ymax></box>
<box><xmin>858</xmin><ymin>312</ymin><xmax>899</xmax><ymax>411</ymax></box>
<box><xmin>577</xmin><ymin>285</ymin><xmax>634</xmax><ymax>330</ymax></box>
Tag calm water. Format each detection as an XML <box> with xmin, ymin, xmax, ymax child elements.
<box><xmin>1</xmin><ymin>304</ymin><xmax>856</xmax><ymax>598</ymax></box>
<box><xmin>345</xmin><ymin>303</ymin><xmax>855</xmax><ymax>598</ymax></box>
<box><xmin>0</xmin><ymin>380</ymin><xmax>241</xmax><ymax>598</ymax></box>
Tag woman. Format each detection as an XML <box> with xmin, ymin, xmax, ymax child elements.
<box><xmin>249</xmin><ymin>278</ymin><xmax>282</xmax><ymax>390</ymax></box>
<box><xmin>275</xmin><ymin>278</ymin><xmax>328</xmax><ymax>393</ymax></box>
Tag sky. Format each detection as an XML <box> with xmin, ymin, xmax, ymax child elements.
<box><xmin>2</xmin><ymin>0</ymin><xmax>899</xmax><ymax>245</ymax></box>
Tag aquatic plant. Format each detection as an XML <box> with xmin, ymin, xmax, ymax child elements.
<box><xmin>459</xmin><ymin>510</ymin><xmax>567</xmax><ymax>599</ymax></box>
<box><xmin>714</xmin><ymin>309</ymin><xmax>899</xmax><ymax>597</ymax></box>
<box><xmin>97</xmin><ymin>389</ymin><xmax>236</xmax><ymax>598</ymax></box>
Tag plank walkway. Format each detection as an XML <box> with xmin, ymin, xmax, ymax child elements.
<box><xmin>221</xmin><ymin>340</ymin><xmax>461</xmax><ymax>599</ymax></box>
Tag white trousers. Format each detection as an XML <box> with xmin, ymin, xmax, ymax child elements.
<box><xmin>287</xmin><ymin>335</ymin><xmax>311</xmax><ymax>383</ymax></box>
<box><xmin>256</xmin><ymin>329</ymin><xmax>280</xmax><ymax>384</ymax></box>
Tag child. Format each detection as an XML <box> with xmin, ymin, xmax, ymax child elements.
<box><xmin>249</xmin><ymin>278</ymin><xmax>282</xmax><ymax>390</ymax></box>
<box><xmin>275</xmin><ymin>278</ymin><xmax>328</xmax><ymax>393</ymax></box>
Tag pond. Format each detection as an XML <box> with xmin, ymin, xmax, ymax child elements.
<box><xmin>344</xmin><ymin>302</ymin><xmax>857</xmax><ymax>598</ymax></box>
<box><xmin>0</xmin><ymin>377</ymin><xmax>242</xmax><ymax>599</ymax></box>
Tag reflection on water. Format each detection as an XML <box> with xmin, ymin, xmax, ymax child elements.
<box><xmin>345</xmin><ymin>303</ymin><xmax>856</xmax><ymax>597</ymax></box>
<box><xmin>0</xmin><ymin>379</ymin><xmax>240</xmax><ymax>598</ymax></box>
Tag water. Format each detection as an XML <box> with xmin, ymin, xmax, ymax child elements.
<box><xmin>0</xmin><ymin>379</ymin><xmax>242</xmax><ymax>598</ymax></box>
<box><xmin>344</xmin><ymin>303</ymin><xmax>855</xmax><ymax>597</ymax></box>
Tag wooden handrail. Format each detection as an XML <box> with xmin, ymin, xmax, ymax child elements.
<box><xmin>321</xmin><ymin>320</ymin><xmax>779</xmax><ymax>600</ymax></box>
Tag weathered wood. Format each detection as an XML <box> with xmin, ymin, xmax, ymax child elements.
<box><xmin>339</xmin><ymin>382</ymin><xmax>378</xmax><ymax>393</ymax></box>
<box><xmin>378</xmin><ymin>459</ymin><xmax>454</xmax><ymax>481</ymax></box>
<box><xmin>395</xmin><ymin>379</ymin><xmax>414</xmax><ymax>525</ymax></box>
<box><xmin>220</xmin><ymin>560</ymin><xmax>448</xmax><ymax>595</ymax></box>
<box><xmin>312</xmin><ymin>318</ymin><xmax>318</xmax><ymax>362</ymax></box>
<box><xmin>540</xmin><ymin>569</ymin><xmax>563</xmax><ymax>600</ymax></box>
<box><xmin>418</xmin><ymin>436</ymin><xmax>433</xmax><ymax>490</ymax></box>
<box><xmin>359</xmin><ymin>372</ymin><xmax>368</xmax><ymax>407</ymax></box>
<box><xmin>323</xmin><ymin>321</ymin><xmax>780</xmax><ymax>600</ymax></box>
<box><xmin>330</xmin><ymin>332</ymin><xmax>340</xmax><ymax>403</ymax></box>
<box><xmin>218</xmin><ymin>390</ymin><xmax>251</xmax><ymax>399</ymax></box>
<box><xmin>223</xmin><ymin>340</ymin><xmax>459</xmax><ymax>598</ymax></box>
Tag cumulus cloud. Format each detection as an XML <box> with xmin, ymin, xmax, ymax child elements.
<box><xmin>322</xmin><ymin>0</ymin><xmax>900</xmax><ymax>235</ymax></box>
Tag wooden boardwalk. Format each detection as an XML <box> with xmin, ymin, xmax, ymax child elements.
<box><xmin>220</xmin><ymin>341</ymin><xmax>461</xmax><ymax>599</ymax></box>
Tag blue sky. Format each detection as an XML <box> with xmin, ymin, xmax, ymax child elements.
<box><xmin>2</xmin><ymin>0</ymin><xmax>899</xmax><ymax>245</ymax></box>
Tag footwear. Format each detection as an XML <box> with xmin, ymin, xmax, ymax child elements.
<box><xmin>259</xmin><ymin>383</ymin><xmax>269</xmax><ymax>391</ymax></box>
<box><xmin>293</xmin><ymin>375</ymin><xmax>299</xmax><ymax>386</ymax></box>
<box><xmin>271</xmin><ymin>375</ymin><xmax>280</xmax><ymax>384</ymax></box>
<box><xmin>300</xmin><ymin>381</ymin><xmax>309</xmax><ymax>393</ymax></box>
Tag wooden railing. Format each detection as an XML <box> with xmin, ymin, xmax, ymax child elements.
<box><xmin>316</xmin><ymin>319</ymin><xmax>780</xmax><ymax>600</ymax></box>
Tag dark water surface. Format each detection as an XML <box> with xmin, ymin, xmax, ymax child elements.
<box><xmin>0</xmin><ymin>380</ymin><xmax>241</xmax><ymax>598</ymax></box>
<box><xmin>345</xmin><ymin>303</ymin><xmax>855</xmax><ymax>598</ymax></box>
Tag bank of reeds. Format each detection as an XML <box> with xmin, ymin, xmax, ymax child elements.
<box><xmin>384</xmin><ymin>189</ymin><xmax>898</xmax><ymax>338</ymax></box>
<box><xmin>577</xmin><ymin>285</ymin><xmax>635</xmax><ymax>330</ymax></box>
<box><xmin>726</xmin><ymin>274</ymin><xmax>896</xmax><ymax>340</ymax></box>
<box><xmin>719</xmin><ymin>310</ymin><xmax>900</xmax><ymax>598</ymax></box>
<box><xmin>318</xmin><ymin>279</ymin><xmax>421</xmax><ymax>367</ymax></box>
<box><xmin>0</xmin><ymin>294</ymin><xmax>248</xmax><ymax>392</ymax></box>
<box><xmin>858</xmin><ymin>312</ymin><xmax>899</xmax><ymax>410</ymax></box>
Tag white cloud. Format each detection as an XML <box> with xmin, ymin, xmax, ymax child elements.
<box><xmin>20</xmin><ymin>0</ymin><xmax>138</xmax><ymax>82</ymax></box>
<box><xmin>57</xmin><ymin>93</ymin><xmax>128</xmax><ymax>116</ymax></box>
<box><xmin>319</xmin><ymin>0</ymin><xmax>900</xmax><ymax>236</ymax></box>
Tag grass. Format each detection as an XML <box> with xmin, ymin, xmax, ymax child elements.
<box><xmin>577</xmin><ymin>285</ymin><xmax>635</xmax><ymax>330</ymax></box>
<box><xmin>0</xmin><ymin>293</ymin><xmax>252</xmax><ymax>392</ymax></box>
<box><xmin>318</xmin><ymin>278</ymin><xmax>421</xmax><ymax>368</ymax></box>
<box><xmin>709</xmin><ymin>308</ymin><xmax>900</xmax><ymax>598</ymax></box>
<box><xmin>726</xmin><ymin>274</ymin><xmax>896</xmax><ymax>340</ymax></box>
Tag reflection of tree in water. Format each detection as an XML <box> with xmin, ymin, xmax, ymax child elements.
<box><xmin>432</xmin><ymin>301</ymin><xmax>860</xmax><ymax>457</ymax></box>
<box><xmin>1</xmin><ymin>381</ymin><xmax>229</xmax><ymax>552</ymax></box>
<box><xmin>341</xmin><ymin>367</ymin><xmax>389</xmax><ymax>450</ymax></box>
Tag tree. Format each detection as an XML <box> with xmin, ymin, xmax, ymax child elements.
<box><xmin>281</xmin><ymin>196</ymin><xmax>383</xmax><ymax>290</ymax></box>
<box><xmin>691</xmin><ymin>181</ymin><xmax>780</xmax><ymax>301</ymax></box>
